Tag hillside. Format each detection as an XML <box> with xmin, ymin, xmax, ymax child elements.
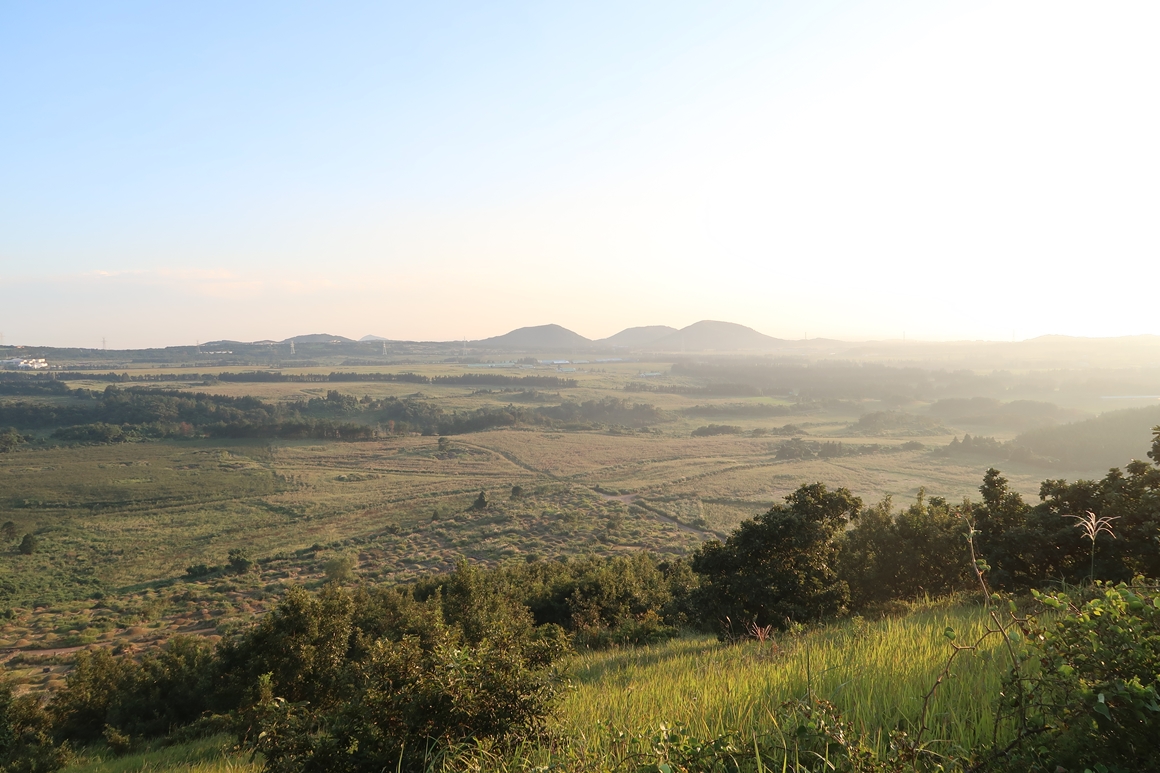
<box><xmin>597</xmin><ymin>325</ymin><xmax>678</xmax><ymax>348</ymax></box>
<box><xmin>280</xmin><ymin>333</ymin><xmax>355</xmax><ymax>344</ymax></box>
<box><xmin>474</xmin><ymin>323</ymin><xmax>592</xmax><ymax>350</ymax></box>
<box><xmin>650</xmin><ymin>320</ymin><xmax>782</xmax><ymax>351</ymax></box>
<box><xmin>1013</xmin><ymin>403</ymin><xmax>1160</xmax><ymax>469</ymax></box>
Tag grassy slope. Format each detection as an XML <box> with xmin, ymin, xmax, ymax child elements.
<box><xmin>552</xmin><ymin>602</ymin><xmax>1010</xmax><ymax>766</ymax></box>
<box><xmin>62</xmin><ymin>600</ymin><xmax>1010</xmax><ymax>772</ymax></box>
<box><xmin>63</xmin><ymin>735</ymin><xmax>259</xmax><ymax>773</ymax></box>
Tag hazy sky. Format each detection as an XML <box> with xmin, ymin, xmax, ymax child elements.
<box><xmin>2</xmin><ymin>1</ymin><xmax>1157</xmax><ymax>348</ymax></box>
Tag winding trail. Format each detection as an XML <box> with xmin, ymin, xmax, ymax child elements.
<box><xmin>590</xmin><ymin>489</ymin><xmax>721</xmax><ymax>540</ymax></box>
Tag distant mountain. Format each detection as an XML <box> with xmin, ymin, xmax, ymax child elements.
<box><xmin>280</xmin><ymin>333</ymin><xmax>355</xmax><ymax>344</ymax></box>
<box><xmin>359</xmin><ymin>334</ymin><xmax>390</xmax><ymax>342</ymax></box>
<box><xmin>597</xmin><ymin>325</ymin><xmax>678</xmax><ymax>348</ymax></box>
<box><xmin>474</xmin><ymin>324</ymin><xmax>592</xmax><ymax>350</ymax></box>
<box><xmin>650</xmin><ymin>320</ymin><xmax>782</xmax><ymax>351</ymax></box>
<box><xmin>200</xmin><ymin>340</ymin><xmax>248</xmax><ymax>349</ymax></box>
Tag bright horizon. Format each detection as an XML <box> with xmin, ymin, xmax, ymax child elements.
<box><xmin>2</xmin><ymin>1</ymin><xmax>1158</xmax><ymax>349</ymax></box>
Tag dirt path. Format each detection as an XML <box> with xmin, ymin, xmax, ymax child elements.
<box><xmin>591</xmin><ymin>489</ymin><xmax>720</xmax><ymax>539</ymax></box>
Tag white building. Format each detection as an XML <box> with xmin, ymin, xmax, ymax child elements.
<box><xmin>0</xmin><ymin>357</ymin><xmax>49</xmax><ymax>370</ymax></box>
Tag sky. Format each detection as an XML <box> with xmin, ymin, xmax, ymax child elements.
<box><xmin>2</xmin><ymin>1</ymin><xmax>1158</xmax><ymax>348</ymax></box>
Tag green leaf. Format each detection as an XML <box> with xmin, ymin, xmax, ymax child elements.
<box><xmin>943</xmin><ymin>627</ymin><xmax>956</xmax><ymax>641</ymax></box>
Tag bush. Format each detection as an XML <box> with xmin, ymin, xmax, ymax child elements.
<box><xmin>839</xmin><ymin>490</ymin><xmax>969</xmax><ymax>608</ymax></box>
<box><xmin>691</xmin><ymin>424</ymin><xmax>743</xmax><ymax>437</ymax></box>
<box><xmin>227</xmin><ymin>549</ymin><xmax>253</xmax><ymax>575</ymax></box>
<box><xmin>18</xmin><ymin>534</ymin><xmax>37</xmax><ymax>555</ymax></box>
<box><xmin>48</xmin><ymin>637</ymin><xmax>218</xmax><ymax>744</ymax></box>
<box><xmin>0</xmin><ymin>428</ymin><xmax>26</xmax><ymax>453</ymax></box>
<box><xmin>692</xmin><ymin>483</ymin><xmax>859</xmax><ymax>633</ymax></box>
<box><xmin>226</xmin><ymin>573</ymin><xmax>567</xmax><ymax>771</ymax></box>
<box><xmin>322</xmin><ymin>555</ymin><xmax>355</xmax><ymax>585</ymax></box>
<box><xmin>51</xmin><ymin>422</ymin><xmax>135</xmax><ymax>444</ymax></box>
<box><xmin>0</xmin><ymin>681</ymin><xmax>65</xmax><ymax>772</ymax></box>
<box><xmin>997</xmin><ymin>583</ymin><xmax>1160</xmax><ymax>771</ymax></box>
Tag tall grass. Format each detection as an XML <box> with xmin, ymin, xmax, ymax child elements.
<box><xmin>61</xmin><ymin>735</ymin><xmax>261</xmax><ymax>773</ymax></box>
<box><xmin>546</xmin><ymin>599</ymin><xmax>1011</xmax><ymax>767</ymax></box>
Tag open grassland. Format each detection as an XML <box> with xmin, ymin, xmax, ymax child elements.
<box><xmin>0</xmin><ymin>422</ymin><xmax>1051</xmax><ymax>683</ymax></box>
<box><xmin>554</xmin><ymin>602</ymin><xmax>1009</xmax><ymax>764</ymax></box>
<box><xmin>0</xmin><ymin>361</ymin><xmax>1109</xmax><ymax>693</ymax></box>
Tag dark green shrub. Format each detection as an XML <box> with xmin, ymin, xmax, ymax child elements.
<box><xmin>692</xmin><ymin>483</ymin><xmax>859</xmax><ymax>632</ymax></box>
<box><xmin>0</xmin><ymin>681</ymin><xmax>65</xmax><ymax>773</ymax></box>
<box><xmin>48</xmin><ymin>648</ymin><xmax>134</xmax><ymax>744</ymax></box>
<box><xmin>227</xmin><ymin>549</ymin><xmax>253</xmax><ymax>574</ymax></box>
<box><xmin>228</xmin><ymin>571</ymin><xmax>566</xmax><ymax>772</ymax></box>
<box><xmin>839</xmin><ymin>490</ymin><xmax>969</xmax><ymax>609</ymax></box>
<box><xmin>51</xmin><ymin>423</ymin><xmax>134</xmax><ymax>444</ymax></box>
<box><xmin>997</xmin><ymin>583</ymin><xmax>1160</xmax><ymax>771</ymax></box>
<box><xmin>691</xmin><ymin>424</ymin><xmax>743</xmax><ymax>437</ymax></box>
<box><xmin>48</xmin><ymin>637</ymin><xmax>218</xmax><ymax>744</ymax></box>
<box><xmin>0</xmin><ymin>428</ymin><xmax>27</xmax><ymax>453</ymax></box>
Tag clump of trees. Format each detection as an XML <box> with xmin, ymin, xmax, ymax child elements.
<box><xmin>692</xmin><ymin>483</ymin><xmax>858</xmax><ymax>630</ymax></box>
<box><xmin>0</xmin><ymin>387</ymin><xmax>670</xmax><ymax>446</ymax></box>
<box><xmin>691</xmin><ymin>424</ymin><xmax>743</xmax><ymax>437</ymax></box>
<box><xmin>0</xmin><ymin>427</ymin><xmax>27</xmax><ymax>452</ymax></box>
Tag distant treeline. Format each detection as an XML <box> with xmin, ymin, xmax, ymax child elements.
<box><xmin>932</xmin><ymin>404</ymin><xmax>1160</xmax><ymax>471</ymax></box>
<box><xmin>7</xmin><ymin>371</ymin><xmax>579</xmax><ymax>388</ymax></box>
<box><xmin>928</xmin><ymin>397</ymin><xmax>1088</xmax><ymax>431</ymax></box>
<box><xmin>849</xmin><ymin>411</ymin><xmax>951</xmax><ymax>437</ymax></box>
<box><xmin>668</xmin><ymin>359</ymin><xmax>1160</xmax><ymax>403</ymax></box>
<box><xmin>0</xmin><ymin>387</ymin><xmax>665</xmax><ymax>444</ymax></box>
<box><xmin>0</xmin><ymin>380</ymin><xmax>73</xmax><ymax>396</ymax></box>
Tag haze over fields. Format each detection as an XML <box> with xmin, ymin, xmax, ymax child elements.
<box><xmin>2</xmin><ymin>1</ymin><xmax>1158</xmax><ymax>347</ymax></box>
<box><xmin>4</xmin><ymin>7</ymin><xmax>1160</xmax><ymax>768</ymax></box>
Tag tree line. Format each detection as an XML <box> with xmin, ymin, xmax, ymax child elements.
<box><xmin>0</xmin><ymin>387</ymin><xmax>666</xmax><ymax>444</ymax></box>
<box><xmin>1</xmin><ymin>371</ymin><xmax>579</xmax><ymax>387</ymax></box>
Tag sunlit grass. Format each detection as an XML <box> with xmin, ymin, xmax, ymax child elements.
<box><xmin>62</xmin><ymin>735</ymin><xmax>261</xmax><ymax>773</ymax></box>
<box><xmin>551</xmin><ymin>600</ymin><xmax>1011</xmax><ymax>765</ymax></box>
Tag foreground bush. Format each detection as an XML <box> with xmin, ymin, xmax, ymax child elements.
<box><xmin>692</xmin><ymin>483</ymin><xmax>860</xmax><ymax>632</ymax></box>
<box><xmin>49</xmin><ymin>636</ymin><xmax>216</xmax><ymax>746</ymax></box>
<box><xmin>227</xmin><ymin>568</ymin><xmax>568</xmax><ymax>772</ymax></box>
<box><xmin>997</xmin><ymin>582</ymin><xmax>1160</xmax><ymax>771</ymax></box>
<box><xmin>0</xmin><ymin>681</ymin><xmax>64</xmax><ymax>773</ymax></box>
